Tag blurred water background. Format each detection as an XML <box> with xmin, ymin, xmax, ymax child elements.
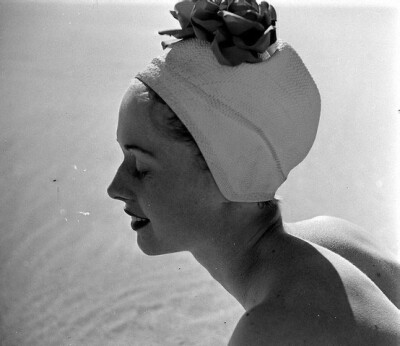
<box><xmin>0</xmin><ymin>1</ymin><xmax>398</xmax><ymax>345</ymax></box>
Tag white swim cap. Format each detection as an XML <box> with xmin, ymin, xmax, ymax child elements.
<box><xmin>136</xmin><ymin>38</ymin><xmax>320</xmax><ymax>202</ymax></box>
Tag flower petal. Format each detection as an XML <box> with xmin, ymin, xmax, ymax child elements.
<box><xmin>211</xmin><ymin>42</ymin><xmax>232</xmax><ymax>66</ymax></box>
<box><xmin>161</xmin><ymin>38</ymin><xmax>182</xmax><ymax>49</ymax></box>
<box><xmin>174</xmin><ymin>0</ymin><xmax>196</xmax><ymax>29</ymax></box>
<box><xmin>159</xmin><ymin>0</ymin><xmax>278</xmax><ymax>66</ymax></box>
<box><xmin>268</xmin><ymin>3</ymin><xmax>277</xmax><ymax>21</ymax></box>
<box><xmin>247</xmin><ymin>0</ymin><xmax>260</xmax><ymax>11</ymax></box>
<box><xmin>259</xmin><ymin>2</ymin><xmax>277</xmax><ymax>27</ymax></box>
<box><xmin>191</xmin><ymin>0</ymin><xmax>222</xmax><ymax>41</ymax></box>
<box><xmin>159</xmin><ymin>27</ymin><xmax>195</xmax><ymax>39</ymax></box>
<box><xmin>211</xmin><ymin>29</ymin><xmax>259</xmax><ymax>66</ymax></box>
<box><xmin>219</xmin><ymin>0</ymin><xmax>228</xmax><ymax>11</ymax></box>
<box><xmin>191</xmin><ymin>17</ymin><xmax>223</xmax><ymax>41</ymax></box>
<box><xmin>170</xmin><ymin>10</ymin><xmax>179</xmax><ymax>20</ymax></box>
<box><xmin>218</xmin><ymin>10</ymin><xmax>264</xmax><ymax>35</ymax></box>
<box><xmin>232</xmin><ymin>28</ymin><xmax>274</xmax><ymax>52</ymax></box>
<box><xmin>242</xmin><ymin>9</ymin><xmax>263</xmax><ymax>22</ymax></box>
<box><xmin>192</xmin><ymin>0</ymin><xmax>221</xmax><ymax>15</ymax></box>
<box><xmin>227</xmin><ymin>0</ymin><xmax>259</xmax><ymax>15</ymax></box>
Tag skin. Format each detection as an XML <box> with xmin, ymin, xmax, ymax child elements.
<box><xmin>108</xmin><ymin>80</ymin><xmax>400</xmax><ymax>345</ymax></box>
<box><xmin>286</xmin><ymin>216</ymin><xmax>400</xmax><ymax>309</ymax></box>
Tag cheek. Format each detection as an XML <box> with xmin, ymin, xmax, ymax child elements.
<box><xmin>143</xmin><ymin>173</ymin><xmax>210</xmax><ymax>225</ymax></box>
<box><xmin>146</xmin><ymin>182</ymin><xmax>191</xmax><ymax>217</ymax></box>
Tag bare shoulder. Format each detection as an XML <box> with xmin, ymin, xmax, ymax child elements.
<box><xmin>228</xmin><ymin>218</ymin><xmax>400</xmax><ymax>345</ymax></box>
<box><xmin>287</xmin><ymin>216</ymin><xmax>400</xmax><ymax>308</ymax></box>
<box><xmin>228</xmin><ymin>291</ymin><xmax>400</xmax><ymax>346</ymax></box>
<box><xmin>288</xmin><ymin>215</ymin><xmax>391</xmax><ymax>253</ymax></box>
<box><xmin>228</xmin><ymin>302</ymin><xmax>353</xmax><ymax>346</ymax></box>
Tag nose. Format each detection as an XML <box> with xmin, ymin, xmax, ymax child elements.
<box><xmin>107</xmin><ymin>164</ymin><xmax>130</xmax><ymax>201</ymax></box>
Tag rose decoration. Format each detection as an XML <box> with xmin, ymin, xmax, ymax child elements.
<box><xmin>159</xmin><ymin>0</ymin><xmax>277</xmax><ymax>66</ymax></box>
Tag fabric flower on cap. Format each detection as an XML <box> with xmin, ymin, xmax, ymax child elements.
<box><xmin>159</xmin><ymin>0</ymin><xmax>277</xmax><ymax>66</ymax></box>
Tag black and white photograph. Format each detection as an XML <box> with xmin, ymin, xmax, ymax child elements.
<box><xmin>0</xmin><ymin>0</ymin><xmax>399</xmax><ymax>345</ymax></box>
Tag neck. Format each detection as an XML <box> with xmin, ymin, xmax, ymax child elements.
<box><xmin>190</xmin><ymin>204</ymin><xmax>287</xmax><ymax>311</ymax></box>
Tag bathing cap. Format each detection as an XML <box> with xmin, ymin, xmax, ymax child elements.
<box><xmin>136</xmin><ymin>38</ymin><xmax>320</xmax><ymax>202</ymax></box>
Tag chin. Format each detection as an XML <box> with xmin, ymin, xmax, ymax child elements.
<box><xmin>136</xmin><ymin>233</ymin><xmax>181</xmax><ymax>256</ymax></box>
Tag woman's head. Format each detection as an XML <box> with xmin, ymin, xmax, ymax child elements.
<box><xmin>108</xmin><ymin>0</ymin><xmax>320</xmax><ymax>255</ymax></box>
<box><xmin>108</xmin><ymin>79</ymin><xmax>280</xmax><ymax>255</ymax></box>
<box><xmin>108</xmin><ymin>80</ymin><xmax>233</xmax><ymax>255</ymax></box>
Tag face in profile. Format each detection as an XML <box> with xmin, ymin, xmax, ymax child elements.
<box><xmin>107</xmin><ymin>81</ymin><xmax>228</xmax><ymax>255</ymax></box>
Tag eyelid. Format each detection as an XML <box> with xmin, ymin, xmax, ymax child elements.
<box><xmin>123</xmin><ymin>152</ymin><xmax>149</xmax><ymax>180</ymax></box>
<box><xmin>124</xmin><ymin>148</ymin><xmax>143</xmax><ymax>160</ymax></box>
<box><xmin>124</xmin><ymin>144</ymin><xmax>154</xmax><ymax>158</ymax></box>
<box><xmin>135</xmin><ymin>157</ymin><xmax>146</xmax><ymax>169</ymax></box>
<box><xmin>125</xmin><ymin>150</ymin><xmax>148</xmax><ymax>169</ymax></box>
<box><xmin>126</xmin><ymin>148</ymin><xmax>155</xmax><ymax>164</ymax></box>
<box><xmin>121</xmin><ymin>145</ymin><xmax>159</xmax><ymax>170</ymax></box>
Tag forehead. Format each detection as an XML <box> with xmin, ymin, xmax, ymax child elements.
<box><xmin>119</xmin><ymin>80</ymin><xmax>148</xmax><ymax>118</ymax></box>
<box><xmin>117</xmin><ymin>80</ymin><xmax>181</xmax><ymax>158</ymax></box>
<box><xmin>117</xmin><ymin>80</ymin><xmax>208</xmax><ymax>174</ymax></box>
<box><xmin>117</xmin><ymin>81</ymin><xmax>154</xmax><ymax>143</ymax></box>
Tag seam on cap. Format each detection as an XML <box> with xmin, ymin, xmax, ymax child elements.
<box><xmin>136</xmin><ymin>73</ymin><xmax>281</xmax><ymax>202</ymax></box>
<box><xmin>168</xmin><ymin>62</ymin><xmax>286</xmax><ymax>181</ymax></box>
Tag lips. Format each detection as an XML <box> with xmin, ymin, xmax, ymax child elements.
<box><xmin>131</xmin><ymin>217</ymin><xmax>150</xmax><ymax>231</ymax></box>
<box><xmin>124</xmin><ymin>208</ymin><xmax>150</xmax><ymax>231</ymax></box>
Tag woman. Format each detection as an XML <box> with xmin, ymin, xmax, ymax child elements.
<box><xmin>108</xmin><ymin>1</ymin><xmax>399</xmax><ymax>344</ymax></box>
